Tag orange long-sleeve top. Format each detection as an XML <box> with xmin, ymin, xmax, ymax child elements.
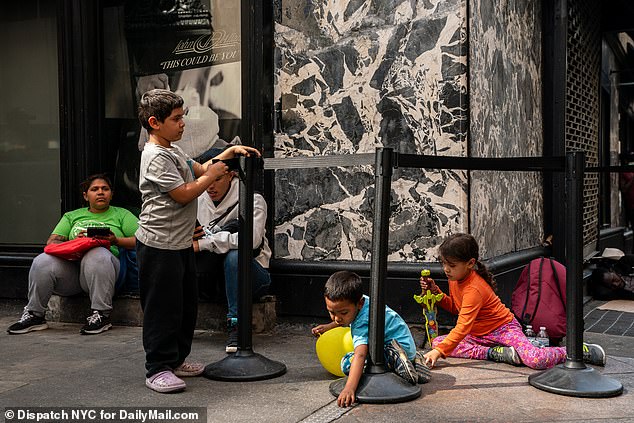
<box><xmin>434</xmin><ymin>270</ymin><xmax>514</xmax><ymax>358</ymax></box>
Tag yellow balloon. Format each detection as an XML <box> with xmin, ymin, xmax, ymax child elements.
<box><xmin>315</xmin><ymin>326</ymin><xmax>354</xmax><ymax>377</ymax></box>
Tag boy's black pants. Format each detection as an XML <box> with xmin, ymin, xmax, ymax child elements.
<box><xmin>137</xmin><ymin>240</ymin><xmax>198</xmax><ymax>378</ymax></box>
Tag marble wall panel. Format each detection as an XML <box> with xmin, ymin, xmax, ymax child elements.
<box><xmin>469</xmin><ymin>0</ymin><xmax>544</xmax><ymax>258</ymax></box>
<box><xmin>273</xmin><ymin>0</ymin><xmax>468</xmax><ymax>261</ymax></box>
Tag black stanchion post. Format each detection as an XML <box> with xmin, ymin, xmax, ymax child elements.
<box><xmin>528</xmin><ymin>151</ymin><xmax>622</xmax><ymax>397</ymax></box>
<box><xmin>366</xmin><ymin>148</ymin><xmax>392</xmax><ymax>374</ymax></box>
<box><xmin>329</xmin><ymin>147</ymin><xmax>421</xmax><ymax>403</ymax></box>
<box><xmin>238</xmin><ymin>155</ymin><xmax>256</xmax><ymax>353</ymax></box>
<box><xmin>203</xmin><ymin>156</ymin><xmax>286</xmax><ymax>381</ymax></box>
<box><xmin>564</xmin><ymin>150</ymin><xmax>585</xmax><ymax>369</ymax></box>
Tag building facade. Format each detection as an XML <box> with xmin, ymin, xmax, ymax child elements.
<box><xmin>2</xmin><ymin>0</ymin><xmax>633</xmax><ymax>322</ymax></box>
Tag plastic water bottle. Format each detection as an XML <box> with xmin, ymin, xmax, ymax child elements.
<box><xmin>537</xmin><ymin>327</ymin><xmax>550</xmax><ymax>347</ymax></box>
<box><xmin>525</xmin><ymin>325</ymin><xmax>539</xmax><ymax>347</ymax></box>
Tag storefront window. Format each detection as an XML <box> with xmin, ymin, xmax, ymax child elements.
<box><xmin>103</xmin><ymin>0</ymin><xmax>241</xmax><ymax>214</ymax></box>
<box><xmin>0</xmin><ymin>2</ymin><xmax>60</xmax><ymax>244</ymax></box>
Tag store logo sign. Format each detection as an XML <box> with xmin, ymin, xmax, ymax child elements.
<box><xmin>173</xmin><ymin>31</ymin><xmax>240</xmax><ymax>55</ymax></box>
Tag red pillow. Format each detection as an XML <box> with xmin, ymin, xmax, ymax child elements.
<box><xmin>44</xmin><ymin>237</ymin><xmax>111</xmax><ymax>261</ymax></box>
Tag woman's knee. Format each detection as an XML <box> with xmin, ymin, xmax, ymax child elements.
<box><xmin>81</xmin><ymin>248</ymin><xmax>119</xmax><ymax>280</ymax></box>
<box><xmin>83</xmin><ymin>246</ymin><xmax>114</xmax><ymax>261</ymax></box>
<box><xmin>30</xmin><ymin>253</ymin><xmax>71</xmax><ymax>279</ymax></box>
<box><xmin>82</xmin><ymin>248</ymin><xmax>117</xmax><ymax>268</ymax></box>
<box><xmin>32</xmin><ymin>252</ymin><xmax>61</xmax><ymax>269</ymax></box>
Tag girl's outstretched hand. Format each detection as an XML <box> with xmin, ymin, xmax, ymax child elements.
<box><xmin>423</xmin><ymin>349</ymin><xmax>442</xmax><ymax>368</ymax></box>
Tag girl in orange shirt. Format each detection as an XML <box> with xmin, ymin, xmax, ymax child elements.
<box><xmin>421</xmin><ymin>233</ymin><xmax>606</xmax><ymax>370</ymax></box>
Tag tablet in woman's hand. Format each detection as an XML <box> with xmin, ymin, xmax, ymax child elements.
<box><xmin>87</xmin><ymin>227</ymin><xmax>111</xmax><ymax>237</ymax></box>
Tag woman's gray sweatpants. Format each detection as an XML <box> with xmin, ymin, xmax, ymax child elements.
<box><xmin>26</xmin><ymin>247</ymin><xmax>120</xmax><ymax>317</ymax></box>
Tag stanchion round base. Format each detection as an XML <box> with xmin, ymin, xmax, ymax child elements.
<box><xmin>529</xmin><ymin>364</ymin><xmax>623</xmax><ymax>398</ymax></box>
<box><xmin>329</xmin><ymin>372</ymin><xmax>421</xmax><ymax>404</ymax></box>
<box><xmin>203</xmin><ymin>349</ymin><xmax>287</xmax><ymax>382</ymax></box>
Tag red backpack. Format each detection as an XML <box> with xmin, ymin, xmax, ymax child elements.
<box><xmin>511</xmin><ymin>257</ymin><xmax>567</xmax><ymax>344</ymax></box>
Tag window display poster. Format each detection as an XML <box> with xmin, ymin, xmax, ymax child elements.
<box><xmin>104</xmin><ymin>0</ymin><xmax>241</xmax><ymax>213</ymax></box>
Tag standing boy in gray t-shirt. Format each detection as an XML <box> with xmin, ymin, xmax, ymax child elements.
<box><xmin>136</xmin><ymin>89</ymin><xmax>259</xmax><ymax>393</ymax></box>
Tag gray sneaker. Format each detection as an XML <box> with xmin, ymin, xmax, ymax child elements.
<box><xmin>384</xmin><ymin>339</ymin><xmax>418</xmax><ymax>385</ymax></box>
<box><xmin>414</xmin><ymin>351</ymin><xmax>432</xmax><ymax>384</ymax></box>
<box><xmin>487</xmin><ymin>346</ymin><xmax>522</xmax><ymax>366</ymax></box>
<box><xmin>582</xmin><ymin>343</ymin><xmax>606</xmax><ymax>366</ymax></box>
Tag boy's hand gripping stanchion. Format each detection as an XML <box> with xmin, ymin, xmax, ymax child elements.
<box><xmin>413</xmin><ymin>270</ymin><xmax>442</xmax><ymax>347</ymax></box>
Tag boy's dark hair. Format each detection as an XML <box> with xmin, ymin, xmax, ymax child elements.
<box><xmin>80</xmin><ymin>173</ymin><xmax>112</xmax><ymax>194</ymax></box>
<box><xmin>137</xmin><ymin>89</ymin><xmax>184</xmax><ymax>131</ymax></box>
<box><xmin>439</xmin><ymin>233</ymin><xmax>497</xmax><ymax>291</ymax></box>
<box><xmin>324</xmin><ymin>271</ymin><xmax>363</xmax><ymax>303</ymax></box>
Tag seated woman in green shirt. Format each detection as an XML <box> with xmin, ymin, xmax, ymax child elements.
<box><xmin>7</xmin><ymin>174</ymin><xmax>138</xmax><ymax>335</ymax></box>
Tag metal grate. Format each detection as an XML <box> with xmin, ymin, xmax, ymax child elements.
<box><xmin>298</xmin><ymin>401</ymin><xmax>355</xmax><ymax>423</ymax></box>
<box><xmin>566</xmin><ymin>0</ymin><xmax>601</xmax><ymax>253</ymax></box>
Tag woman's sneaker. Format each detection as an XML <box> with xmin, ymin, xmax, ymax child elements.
<box><xmin>7</xmin><ymin>308</ymin><xmax>48</xmax><ymax>334</ymax></box>
<box><xmin>145</xmin><ymin>370</ymin><xmax>186</xmax><ymax>393</ymax></box>
<box><xmin>487</xmin><ymin>346</ymin><xmax>522</xmax><ymax>366</ymax></box>
<box><xmin>583</xmin><ymin>343</ymin><xmax>606</xmax><ymax>366</ymax></box>
<box><xmin>80</xmin><ymin>311</ymin><xmax>112</xmax><ymax>335</ymax></box>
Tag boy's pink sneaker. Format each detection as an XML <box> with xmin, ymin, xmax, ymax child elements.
<box><xmin>145</xmin><ymin>370</ymin><xmax>186</xmax><ymax>393</ymax></box>
<box><xmin>174</xmin><ymin>362</ymin><xmax>205</xmax><ymax>377</ymax></box>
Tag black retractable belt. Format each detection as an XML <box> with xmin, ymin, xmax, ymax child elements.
<box><xmin>263</xmin><ymin>153</ymin><xmax>375</xmax><ymax>170</ymax></box>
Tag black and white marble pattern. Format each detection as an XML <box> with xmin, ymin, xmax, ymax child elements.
<box><xmin>272</xmin><ymin>0</ymin><xmax>547</xmax><ymax>262</ymax></box>
<box><xmin>273</xmin><ymin>0</ymin><xmax>468</xmax><ymax>261</ymax></box>
<box><xmin>469</xmin><ymin>0</ymin><xmax>544</xmax><ymax>257</ymax></box>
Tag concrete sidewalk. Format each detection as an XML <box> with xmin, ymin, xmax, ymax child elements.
<box><xmin>0</xmin><ymin>298</ymin><xmax>633</xmax><ymax>423</ymax></box>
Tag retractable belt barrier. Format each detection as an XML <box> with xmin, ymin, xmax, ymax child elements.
<box><xmin>262</xmin><ymin>152</ymin><xmax>566</xmax><ymax>171</ymax></box>
<box><xmin>205</xmin><ymin>147</ymin><xmax>622</xmax><ymax>400</ymax></box>
<box><xmin>263</xmin><ymin>153</ymin><xmax>375</xmax><ymax>169</ymax></box>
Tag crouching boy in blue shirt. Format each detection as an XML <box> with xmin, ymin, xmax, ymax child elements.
<box><xmin>312</xmin><ymin>271</ymin><xmax>431</xmax><ymax>407</ymax></box>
